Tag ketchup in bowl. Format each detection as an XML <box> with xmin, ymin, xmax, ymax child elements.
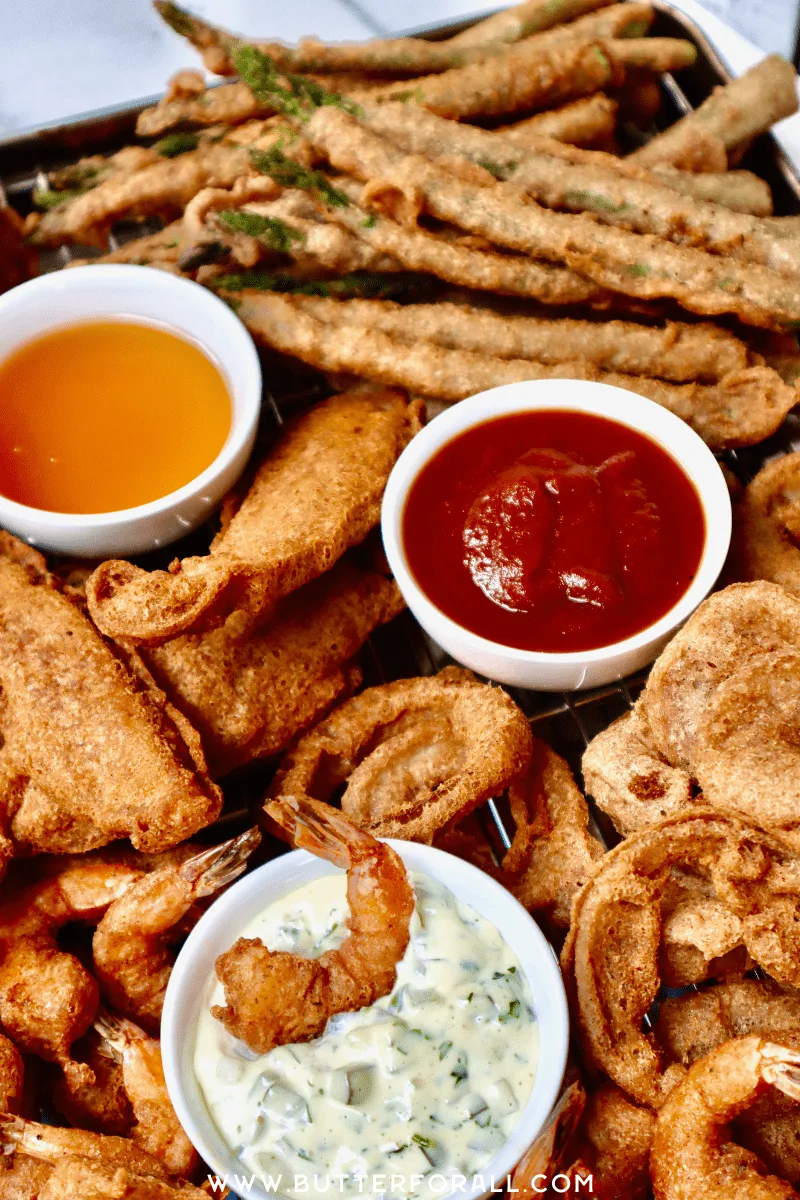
<box><xmin>403</xmin><ymin>409</ymin><xmax>705</xmax><ymax>654</ymax></box>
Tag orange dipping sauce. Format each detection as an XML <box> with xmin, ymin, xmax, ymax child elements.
<box><xmin>0</xmin><ymin>321</ymin><xmax>232</xmax><ymax>514</ymax></box>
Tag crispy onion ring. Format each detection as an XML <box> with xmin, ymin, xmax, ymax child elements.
<box><xmin>561</xmin><ymin>810</ymin><xmax>800</xmax><ymax>1108</ymax></box>
<box><xmin>439</xmin><ymin>738</ymin><xmax>604</xmax><ymax>928</ymax></box>
<box><xmin>269</xmin><ymin>667</ymin><xmax>533</xmax><ymax>842</ymax></box>
<box><xmin>735</xmin><ymin>452</ymin><xmax>800</xmax><ymax>597</ymax></box>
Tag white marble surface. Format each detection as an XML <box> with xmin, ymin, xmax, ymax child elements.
<box><xmin>2</xmin><ymin>0</ymin><xmax>799</xmax><ymax>171</ymax></box>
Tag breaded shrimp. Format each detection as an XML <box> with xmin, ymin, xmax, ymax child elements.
<box><xmin>512</xmin><ymin>1080</ymin><xmax>588</xmax><ymax>1196</ymax></box>
<box><xmin>94</xmin><ymin>1009</ymin><xmax>197</xmax><ymax>1176</ymax></box>
<box><xmin>0</xmin><ymin>851</ymin><xmax>148</xmax><ymax>1088</ymax></box>
<box><xmin>0</xmin><ymin>1116</ymin><xmax>209</xmax><ymax>1198</ymax></box>
<box><xmin>52</xmin><ymin>1029</ymin><xmax>134</xmax><ymax>1135</ymax></box>
<box><xmin>0</xmin><ymin>1115</ymin><xmax>170</xmax><ymax>1179</ymax></box>
<box><xmin>93</xmin><ymin>829</ymin><xmax>260</xmax><ymax>1031</ymax></box>
<box><xmin>0</xmin><ymin>1031</ymin><xmax>23</xmax><ymax>1113</ymax></box>
<box><xmin>212</xmin><ymin>796</ymin><xmax>414</xmax><ymax>1053</ymax></box>
<box><xmin>651</xmin><ymin>1036</ymin><xmax>800</xmax><ymax>1199</ymax></box>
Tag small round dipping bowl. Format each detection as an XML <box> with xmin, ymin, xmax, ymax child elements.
<box><xmin>161</xmin><ymin>841</ymin><xmax>569</xmax><ymax>1200</ymax></box>
<box><xmin>0</xmin><ymin>265</ymin><xmax>261</xmax><ymax>558</ymax></box>
<box><xmin>381</xmin><ymin>379</ymin><xmax>732</xmax><ymax>691</ymax></box>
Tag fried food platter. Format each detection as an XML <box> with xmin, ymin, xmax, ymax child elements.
<box><xmin>5</xmin><ymin>2</ymin><xmax>800</xmax><ymax>1197</ymax></box>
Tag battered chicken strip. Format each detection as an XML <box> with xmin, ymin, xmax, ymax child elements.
<box><xmin>630</xmin><ymin>53</ymin><xmax>799</xmax><ymax>169</ymax></box>
<box><xmin>306</xmin><ymin>106</ymin><xmax>800</xmax><ymax>329</ymax></box>
<box><xmin>143</xmin><ymin>556</ymin><xmax>404</xmax><ymax>776</ymax></box>
<box><xmin>293</xmin><ymin>297</ymin><xmax>751</xmax><ymax>382</ymax></box>
<box><xmin>154</xmin><ymin>0</ymin><xmax>617</xmax><ymax>76</ymax></box>
<box><xmin>363</xmin><ymin>103</ymin><xmax>799</xmax><ymax>275</ymax></box>
<box><xmin>230</xmin><ymin>289</ymin><xmax>795</xmax><ymax>449</ymax></box>
<box><xmin>0</xmin><ymin>533</ymin><xmax>221</xmax><ymax>858</ymax></box>
<box><xmin>497</xmin><ymin>93</ymin><xmax>619</xmax><ymax>147</ymax></box>
<box><xmin>87</xmin><ymin>390</ymin><xmax>420</xmax><ymax>645</ymax></box>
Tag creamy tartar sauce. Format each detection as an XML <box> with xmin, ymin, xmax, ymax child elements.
<box><xmin>194</xmin><ymin>871</ymin><xmax>538</xmax><ymax>1199</ymax></box>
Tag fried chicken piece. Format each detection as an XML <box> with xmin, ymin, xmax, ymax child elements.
<box><xmin>0</xmin><ymin>533</ymin><xmax>221</xmax><ymax>858</ymax></box>
<box><xmin>143</xmin><ymin>556</ymin><xmax>404</xmax><ymax>776</ymax></box>
<box><xmin>582</xmin><ymin>709</ymin><xmax>695</xmax><ymax>836</ymax></box>
<box><xmin>270</xmin><ymin>668</ymin><xmax>533</xmax><ymax>842</ymax></box>
<box><xmin>87</xmin><ymin>390</ymin><xmax>421</xmax><ymax>646</ymax></box>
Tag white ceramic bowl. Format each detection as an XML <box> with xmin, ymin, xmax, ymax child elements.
<box><xmin>0</xmin><ymin>265</ymin><xmax>261</xmax><ymax>557</ymax></box>
<box><xmin>381</xmin><ymin>379</ymin><xmax>732</xmax><ymax>691</ymax></box>
<box><xmin>162</xmin><ymin>841</ymin><xmax>569</xmax><ymax>1200</ymax></box>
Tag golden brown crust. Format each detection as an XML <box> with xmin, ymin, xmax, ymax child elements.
<box><xmin>734</xmin><ymin>452</ymin><xmax>800</xmax><ymax>597</ymax></box>
<box><xmin>0</xmin><ymin>536</ymin><xmax>222</xmax><ymax>856</ymax></box>
<box><xmin>86</xmin><ymin>390</ymin><xmax>420</xmax><ymax>646</ymax></box>
<box><xmin>270</xmin><ymin>668</ymin><xmax>533</xmax><ymax>842</ymax></box>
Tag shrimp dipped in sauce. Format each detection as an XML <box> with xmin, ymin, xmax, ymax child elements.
<box><xmin>212</xmin><ymin>796</ymin><xmax>414</xmax><ymax>1054</ymax></box>
<box><xmin>652</xmin><ymin>1036</ymin><xmax>800</xmax><ymax>1200</ymax></box>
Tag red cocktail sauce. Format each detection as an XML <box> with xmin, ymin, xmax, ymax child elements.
<box><xmin>403</xmin><ymin>410</ymin><xmax>706</xmax><ymax>654</ymax></box>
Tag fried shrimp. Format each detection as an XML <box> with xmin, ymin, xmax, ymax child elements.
<box><xmin>0</xmin><ymin>1031</ymin><xmax>23</xmax><ymax>1113</ymax></box>
<box><xmin>94</xmin><ymin>1010</ymin><xmax>197</xmax><ymax>1176</ymax></box>
<box><xmin>93</xmin><ymin>829</ymin><xmax>260</xmax><ymax>1032</ymax></box>
<box><xmin>0</xmin><ymin>1115</ymin><xmax>210</xmax><ymax>1198</ymax></box>
<box><xmin>212</xmin><ymin>796</ymin><xmax>414</xmax><ymax>1054</ymax></box>
<box><xmin>0</xmin><ymin>851</ymin><xmax>149</xmax><ymax>1088</ymax></box>
<box><xmin>651</xmin><ymin>1037</ymin><xmax>800</xmax><ymax>1199</ymax></box>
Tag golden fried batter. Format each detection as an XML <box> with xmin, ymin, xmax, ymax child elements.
<box><xmin>734</xmin><ymin>452</ymin><xmax>800</xmax><ymax>597</ymax></box>
<box><xmin>441</xmin><ymin>739</ymin><xmax>604</xmax><ymax>928</ymax></box>
<box><xmin>87</xmin><ymin>390</ymin><xmax>420</xmax><ymax>645</ymax></box>
<box><xmin>143</xmin><ymin>557</ymin><xmax>404</xmax><ymax>776</ymax></box>
<box><xmin>582</xmin><ymin>709</ymin><xmax>695</xmax><ymax>836</ymax></box>
<box><xmin>51</xmin><ymin>1031</ymin><xmax>134</xmax><ymax>1135</ymax></box>
<box><xmin>0</xmin><ymin>534</ymin><xmax>221</xmax><ymax>858</ymax></box>
<box><xmin>270</xmin><ymin>668</ymin><xmax>533</xmax><ymax>842</ymax></box>
<box><xmin>0</xmin><ymin>1031</ymin><xmax>23</xmax><ymax>1113</ymax></box>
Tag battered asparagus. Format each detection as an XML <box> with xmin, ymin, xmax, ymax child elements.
<box><xmin>154</xmin><ymin>0</ymin><xmax>622</xmax><ymax>77</ymax></box>
<box><xmin>306</xmin><ymin>107</ymin><xmax>800</xmax><ymax>329</ymax></box>
<box><xmin>231</xmin><ymin>289</ymin><xmax>796</xmax><ymax>449</ymax></box>
<box><xmin>362</xmin><ymin>104</ymin><xmax>800</xmax><ymax>274</ymax></box>
<box><xmin>630</xmin><ymin>54</ymin><xmax>799</xmax><ymax>168</ymax></box>
<box><xmin>373</xmin><ymin>38</ymin><xmax>695</xmax><ymax>119</ymax></box>
<box><xmin>448</xmin><ymin>0</ymin><xmax>618</xmax><ymax>46</ymax></box>
<box><xmin>497</xmin><ymin>94</ymin><xmax>619</xmax><ymax>147</ymax></box>
<box><xmin>293</xmin><ymin>296</ymin><xmax>751</xmax><ymax>381</ymax></box>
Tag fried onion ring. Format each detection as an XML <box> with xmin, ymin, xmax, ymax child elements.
<box><xmin>562</xmin><ymin>810</ymin><xmax>800</xmax><ymax>1108</ymax></box>
<box><xmin>440</xmin><ymin>738</ymin><xmax>604</xmax><ymax>928</ymax></box>
<box><xmin>735</xmin><ymin>452</ymin><xmax>800</xmax><ymax>597</ymax></box>
<box><xmin>269</xmin><ymin>667</ymin><xmax>533</xmax><ymax>842</ymax></box>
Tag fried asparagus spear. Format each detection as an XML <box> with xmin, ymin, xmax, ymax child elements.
<box><xmin>372</xmin><ymin>38</ymin><xmax>695</xmax><ymax>120</ymax></box>
<box><xmin>448</xmin><ymin>0</ymin><xmax>619</xmax><ymax>46</ymax></box>
<box><xmin>497</xmin><ymin>94</ymin><xmax>619</xmax><ymax>148</ymax></box>
<box><xmin>290</xmin><ymin>296</ymin><xmax>752</xmax><ymax>382</ymax></box>
<box><xmin>154</xmin><ymin>0</ymin><xmax>622</xmax><ymax>76</ymax></box>
<box><xmin>305</xmin><ymin>107</ymin><xmax>800</xmax><ymax>329</ymax></box>
<box><xmin>629</xmin><ymin>54</ymin><xmax>799</xmax><ymax>168</ymax></box>
<box><xmin>363</xmin><ymin>103</ymin><xmax>799</xmax><ymax>274</ymax></box>
<box><xmin>25</xmin><ymin>123</ymin><xmax>308</xmax><ymax>248</ymax></box>
<box><xmin>230</xmin><ymin>289</ymin><xmax>796</xmax><ymax>450</ymax></box>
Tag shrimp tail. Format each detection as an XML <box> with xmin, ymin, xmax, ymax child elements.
<box><xmin>0</xmin><ymin>1113</ymin><xmax>22</xmax><ymax>1157</ymax></box>
<box><xmin>265</xmin><ymin>796</ymin><xmax>376</xmax><ymax>869</ymax></box>
<box><xmin>179</xmin><ymin>827</ymin><xmax>261</xmax><ymax>898</ymax></box>
<box><xmin>93</xmin><ymin>1007</ymin><xmax>134</xmax><ymax>1062</ymax></box>
<box><xmin>761</xmin><ymin>1042</ymin><xmax>800</xmax><ymax>1100</ymax></box>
